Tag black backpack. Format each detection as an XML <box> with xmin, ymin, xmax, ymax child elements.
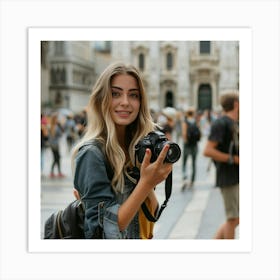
<box><xmin>44</xmin><ymin>199</ymin><xmax>86</xmax><ymax>239</ymax></box>
<box><xmin>186</xmin><ymin>120</ymin><xmax>201</xmax><ymax>145</ymax></box>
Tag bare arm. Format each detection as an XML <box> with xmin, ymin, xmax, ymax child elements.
<box><xmin>181</xmin><ymin>121</ymin><xmax>187</xmax><ymax>143</ymax></box>
<box><xmin>203</xmin><ymin>140</ymin><xmax>239</xmax><ymax>164</ymax></box>
<box><xmin>117</xmin><ymin>145</ymin><xmax>172</xmax><ymax>231</ymax></box>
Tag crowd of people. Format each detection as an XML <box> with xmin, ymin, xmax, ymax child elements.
<box><xmin>40</xmin><ymin>109</ymin><xmax>88</xmax><ymax>178</ymax></box>
<box><xmin>41</xmin><ymin>62</ymin><xmax>239</xmax><ymax>240</ymax></box>
<box><xmin>151</xmin><ymin>106</ymin><xmax>219</xmax><ymax>186</ymax></box>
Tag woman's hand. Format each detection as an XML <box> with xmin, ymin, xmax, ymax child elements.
<box><xmin>139</xmin><ymin>144</ymin><xmax>173</xmax><ymax>190</ymax></box>
<box><xmin>118</xmin><ymin>144</ymin><xmax>173</xmax><ymax>231</ymax></box>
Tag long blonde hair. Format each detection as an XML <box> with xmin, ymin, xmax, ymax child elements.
<box><xmin>72</xmin><ymin>62</ymin><xmax>155</xmax><ymax>193</ymax></box>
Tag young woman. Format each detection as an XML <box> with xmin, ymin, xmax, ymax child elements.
<box><xmin>72</xmin><ymin>62</ymin><xmax>173</xmax><ymax>239</ymax></box>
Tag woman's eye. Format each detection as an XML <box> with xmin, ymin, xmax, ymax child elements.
<box><xmin>129</xmin><ymin>93</ymin><xmax>140</xmax><ymax>99</ymax></box>
<box><xmin>112</xmin><ymin>91</ymin><xmax>120</xmax><ymax>98</ymax></box>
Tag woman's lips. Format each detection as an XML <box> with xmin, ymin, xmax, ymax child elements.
<box><xmin>116</xmin><ymin>111</ymin><xmax>131</xmax><ymax>117</ymax></box>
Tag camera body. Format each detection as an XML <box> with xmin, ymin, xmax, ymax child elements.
<box><xmin>135</xmin><ymin>131</ymin><xmax>181</xmax><ymax>164</ymax></box>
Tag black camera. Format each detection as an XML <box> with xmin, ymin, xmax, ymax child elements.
<box><xmin>135</xmin><ymin>131</ymin><xmax>181</xmax><ymax>164</ymax></box>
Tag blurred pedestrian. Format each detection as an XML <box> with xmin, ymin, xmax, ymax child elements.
<box><xmin>200</xmin><ymin>109</ymin><xmax>212</xmax><ymax>138</ymax></box>
<box><xmin>160</xmin><ymin>107</ymin><xmax>176</xmax><ymax>141</ymax></box>
<box><xmin>181</xmin><ymin>108</ymin><xmax>201</xmax><ymax>190</ymax></box>
<box><xmin>49</xmin><ymin>112</ymin><xmax>65</xmax><ymax>178</ymax></box>
<box><xmin>175</xmin><ymin>109</ymin><xmax>183</xmax><ymax>143</ymax></box>
<box><xmin>41</xmin><ymin>113</ymin><xmax>49</xmax><ymax>177</ymax></box>
<box><xmin>200</xmin><ymin>109</ymin><xmax>215</xmax><ymax>172</ymax></box>
<box><xmin>64</xmin><ymin>114</ymin><xmax>77</xmax><ymax>152</ymax></box>
<box><xmin>71</xmin><ymin>62</ymin><xmax>173</xmax><ymax>239</ymax></box>
<box><xmin>75</xmin><ymin>109</ymin><xmax>87</xmax><ymax>138</ymax></box>
<box><xmin>203</xmin><ymin>92</ymin><xmax>239</xmax><ymax>239</ymax></box>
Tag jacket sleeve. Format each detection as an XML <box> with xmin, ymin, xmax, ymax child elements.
<box><xmin>74</xmin><ymin>145</ymin><xmax>127</xmax><ymax>239</ymax></box>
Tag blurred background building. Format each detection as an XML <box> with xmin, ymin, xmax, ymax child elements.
<box><xmin>41</xmin><ymin>41</ymin><xmax>239</xmax><ymax>114</ymax></box>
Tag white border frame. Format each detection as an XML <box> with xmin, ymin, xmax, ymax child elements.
<box><xmin>28</xmin><ymin>27</ymin><xmax>252</xmax><ymax>253</ymax></box>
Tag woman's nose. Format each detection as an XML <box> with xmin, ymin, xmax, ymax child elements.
<box><xmin>120</xmin><ymin>93</ymin><xmax>129</xmax><ymax>105</ymax></box>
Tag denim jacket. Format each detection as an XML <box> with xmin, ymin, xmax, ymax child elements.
<box><xmin>74</xmin><ymin>142</ymin><xmax>140</xmax><ymax>239</ymax></box>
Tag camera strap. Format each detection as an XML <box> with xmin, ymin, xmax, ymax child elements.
<box><xmin>141</xmin><ymin>171</ymin><xmax>172</xmax><ymax>222</ymax></box>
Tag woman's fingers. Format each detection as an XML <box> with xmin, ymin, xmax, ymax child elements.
<box><xmin>154</xmin><ymin>144</ymin><xmax>170</xmax><ymax>166</ymax></box>
<box><xmin>141</xmin><ymin>148</ymin><xmax>152</xmax><ymax>168</ymax></box>
<box><xmin>142</xmin><ymin>144</ymin><xmax>171</xmax><ymax>167</ymax></box>
<box><xmin>139</xmin><ymin>144</ymin><xmax>173</xmax><ymax>188</ymax></box>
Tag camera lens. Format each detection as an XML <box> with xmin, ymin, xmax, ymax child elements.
<box><xmin>155</xmin><ymin>141</ymin><xmax>181</xmax><ymax>163</ymax></box>
<box><xmin>165</xmin><ymin>143</ymin><xmax>181</xmax><ymax>163</ymax></box>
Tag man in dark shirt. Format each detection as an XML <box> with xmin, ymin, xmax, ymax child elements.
<box><xmin>181</xmin><ymin>108</ymin><xmax>201</xmax><ymax>189</ymax></box>
<box><xmin>204</xmin><ymin>92</ymin><xmax>239</xmax><ymax>239</ymax></box>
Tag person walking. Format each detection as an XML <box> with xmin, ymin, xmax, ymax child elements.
<box><xmin>64</xmin><ymin>114</ymin><xmax>77</xmax><ymax>152</ymax></box>
<box><xmin>71</xmin><ymin>62</ymin><xmax>173</xmax><ymax>239</ymax></box>
<box><xmin>203</xmin><ymin>92</ymin><xmax>239</xmax><ymax>239</ymax></box>
<box><xmin>41</xmin><ymin>113</ymin><xmax>49</xmax><ymax>177</ymax></box>
<box><xmin>181</xmin><ymin>108</ymin><xmax>201</xmax><ymax>190</ymax></box>
<box><xmin>49</xmin><ymin>112</ymin><xmax>65</xmax><ymax>178</ymax></box>
<box><xmin>159</xmin><ymin>107</ymin><xmax>177</xmax><ymax>141</ymax></box>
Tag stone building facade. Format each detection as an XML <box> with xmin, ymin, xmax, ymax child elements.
<box><xmin>41</xmin><ymin>41</ymin><xmax>95</xmax><ymax>113</ymax></box>
<box><xmin>41</xmin><ymin>41</ymin><xmax>239</xmax><ymax>114</ymax></box>
<box><xmin>110</xmin><ymin>41</ymin><xmax>239</xmax><ymax>112</ymax></box>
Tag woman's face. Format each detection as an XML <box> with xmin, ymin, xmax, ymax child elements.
<box><xmin>110</xmin><ymin>74</ymin><xmax>141</xmax><ymax>129</ymax></box>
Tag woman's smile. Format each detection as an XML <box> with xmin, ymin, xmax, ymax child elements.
<box><xmin>115</xmin><ymin>110</ymin><xmax>132</xmax><ymax>117</ymax></box>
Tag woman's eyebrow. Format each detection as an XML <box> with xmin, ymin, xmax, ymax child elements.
<box><xmin>111</xmin><ymin>86</ymin><xmax>122</xmax><ymax>90</ymax></box>
<box><xmin>111</xmin><ymin>86</ymin><xmax>139</xmax><ymax>92</ymax></box>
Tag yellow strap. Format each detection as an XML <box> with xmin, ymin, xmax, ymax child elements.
<box><xmin>139</xmin><ymin>198</ymin><xmax>155</xmax><ymax>239</ymax></box>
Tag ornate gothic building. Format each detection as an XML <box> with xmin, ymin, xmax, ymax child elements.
<box><xmin>41</xmin><ymin>41</ymin><xmax>239</xmax><ymax>113</ymax></box>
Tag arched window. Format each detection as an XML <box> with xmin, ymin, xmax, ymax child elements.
<box><xmin>50</xmin><ymin>68</ymin><xmax>56</xmax><ymax>84</ymax></box>
<box><xmin>199</xmin><ymin>41</ymin><xmax>211</xmax><ymax>54</ymax></box>
<box><xmin>166</xmin><ymin>52</ymin><xmax>173</xmax><ymax>70</ymax></box>
<box><xmin>198</xmin><ymin>84</ymin><xmax>212</xmax><ymax>111</ymax></box>
<box><xmin>54</xmin><ymin>91</ymin><xmax>62</xmax><ymax>105</ymax></box>
<box><xmin>165</xmin><ymin>91</ymin><xmax>174</xmax><ymax>107</ymax></box>
<box><xmin>139</xmin><ymin>53</ymin><xmax>145</xmax><ymax>71</ymax></box>
<box><xmin>61</xmin><ymin>67</ymin><xmax>66</xmax><ymax>83</ymax></box>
